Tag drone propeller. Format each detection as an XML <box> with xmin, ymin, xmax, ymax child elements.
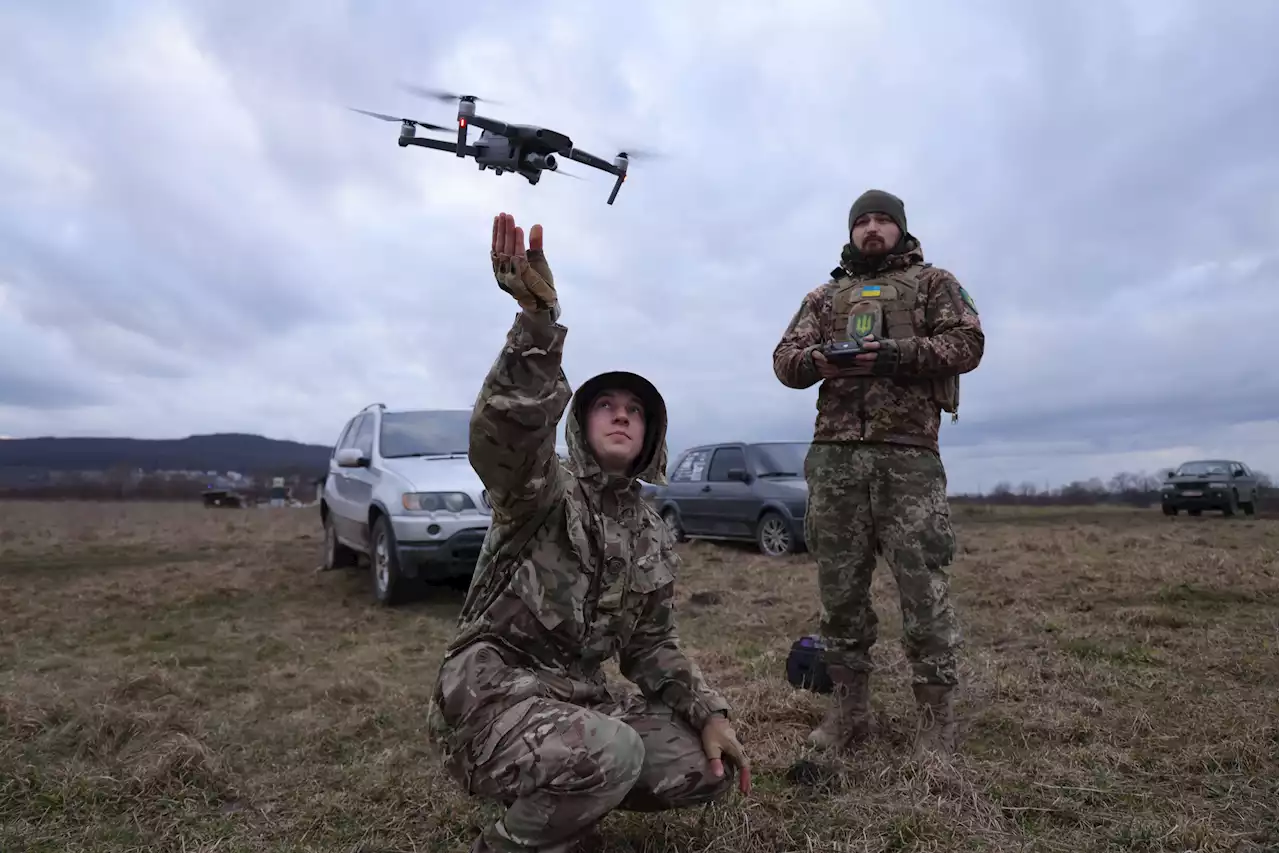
<box><xmin>614</xmin><ymin>146</ymin><xmax>665</xmax><ymax>162</ymax></box>
<box><xmin>548</xmin><ymin>167</ymin><xmax>586</xmax><ymax>181</ymax></box>
<box><xmin>398</xmin><ymin>83</ymin><xmax>504</xmax><ymax>106</ymax></box>
<box><xmin>348</xmin><ymin>107</ymin><xmax>451</xmax><ymax>132</ymax></box>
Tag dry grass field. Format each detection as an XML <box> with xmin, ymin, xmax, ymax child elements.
<box><xmin>0</xmin><ymin>500</ymin><xmax>1275</xmax><ymax>853</ymax></box>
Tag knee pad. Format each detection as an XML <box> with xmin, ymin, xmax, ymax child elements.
<box><xmin>600</xmin><ymin>719</ymin><xmax>646</xmax><ymax>786</ymax></box>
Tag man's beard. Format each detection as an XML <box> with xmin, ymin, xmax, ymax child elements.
<box><xmin>859</xmin><ymin>235</ymin><xmax>889</xmax><ymax>254</ymax></box>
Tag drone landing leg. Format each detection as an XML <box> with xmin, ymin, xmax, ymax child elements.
<box><xmin>607</xmin><ymin>172</ymin><xmax>625</xmax><ymax>205</ymax></box>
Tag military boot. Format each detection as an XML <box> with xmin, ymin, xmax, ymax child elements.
<box><xmin>911</xmin><ymin>683</ymin><xmax>957</xmax><ymax>757</ymax></box>
<box><xmin>806</xmin><ymin>664</ymin><xmax>875</xmax><ymax>750</ymax></box>
<box><xmin>467</xmin><ymin>824</ymin><xmax>603</xmax><ymax>853</ymax></box>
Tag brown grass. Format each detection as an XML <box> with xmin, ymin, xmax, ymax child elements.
<box><xmin>0</xmin><ymin>500</ymin><xmax>1275</xmax><ymax>852</ymax></box>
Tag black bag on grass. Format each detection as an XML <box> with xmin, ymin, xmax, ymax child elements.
<box><xmin>786</xmin><ymin>634</ymin><xmax>833</xmax><ymax>694</ymax></box>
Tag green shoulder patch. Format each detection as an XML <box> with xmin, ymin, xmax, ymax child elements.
<box><xmin>959</xmin><ymin>285</ymin><xmax>978</xmax><ymax>315</ymax></box>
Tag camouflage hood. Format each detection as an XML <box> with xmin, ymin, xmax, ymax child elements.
<box><xmin>564</xmin><ymin>370</ymin><xmax>669</xmax><ymax>489</ymax></box>
<box><xmin>838</xmin><ymin>234</ymin><xmax>925</xmax><ymax>277</ymax></box>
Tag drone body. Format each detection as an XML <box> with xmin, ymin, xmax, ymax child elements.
<box><xmin>353</xmin><ymin>88</ymin><xmax>641</xmax><ymax>204</ymax></box>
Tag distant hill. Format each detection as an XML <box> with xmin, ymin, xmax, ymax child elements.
<box><xmin>0</xmin><ymin>433</ymin><xmax>332</xmax><ymax>477</ymax></box>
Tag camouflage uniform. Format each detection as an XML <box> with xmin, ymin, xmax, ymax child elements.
<box><xmin>432</xmin><ymin>308</ymin><xmax>734</xmax><ymax>853</ymax></box>
<box><xmin>771</xmin><ymin>189</ymin><xmax>984</xmax><ymax>754</ymax></box>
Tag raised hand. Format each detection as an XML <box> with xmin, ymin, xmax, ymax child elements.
<box><xmin>491</xmin><ymin>212</ymin><xmax>557</xmax><ymax>314</ymax></box>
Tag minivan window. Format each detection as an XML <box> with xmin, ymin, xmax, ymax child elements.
<box><xmin>707</xmin><ymin>446</ymin><xmax>746</xmax><ymax>481</ymax></box>
<box><xmin>753</xmin><ymin>441</ymin><xmax>809</xmax><ymax>477</ymax></box>
<box><xmin>671</xmin><ymin>449</ymin><xmax>711</xmax><ymax>482</ymax></box>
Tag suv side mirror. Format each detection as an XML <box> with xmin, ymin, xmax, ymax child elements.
<box><xmin>727</xmin><ymin>467</ymin><xmax>748</xmax><ymax>482</ymax></box>
<box><xmin>335</xmin><ymin>448</ymin><xmax>368</xmax><ymax>468</ymax></box>
<box><xmin>1166</xmin><ymin>471</ymin><xmax>1174</xmax><ymax>479</ymax></box>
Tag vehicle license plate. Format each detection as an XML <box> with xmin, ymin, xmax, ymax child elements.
<box><xmin>1182</xmin><ymin>490</ymin><xmax>1202</xmax><ymax>497</ymax></box>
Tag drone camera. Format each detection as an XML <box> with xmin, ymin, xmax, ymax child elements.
<box><xmin>523</xmin><ymin>152</ymin><xmax>557</xmax><ymax>172</ymax></box>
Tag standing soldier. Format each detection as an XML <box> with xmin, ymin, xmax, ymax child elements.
<box><xmin>772</xmin><ymin>189</ymin><xmax>984</xmax><ymax>757</ymax></box>
<box><xmin>432</xmin><ymin>213</ymin><xmax>750</xmax><ymax>853</ymax></box>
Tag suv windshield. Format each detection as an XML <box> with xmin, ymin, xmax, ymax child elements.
<box><xmin>379</xmin><ymin>410</ymin><xmax>472</xmax><ymax>459</ymax></box>
<box><xmin>1176</xmin><ymin>461</ymin><xmax>1231</xmax><ymax>477</ymax></box>
<box><xmin>753</xmin><ymin>441</ymin><xmax>810</xmax><ymax>477</ymax></box>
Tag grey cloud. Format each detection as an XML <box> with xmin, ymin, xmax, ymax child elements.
<box><xmin>0</xmin><ymin>311</ymin><xmax>106</xmax><ymax>409</ymax></box>
<box><xmin>0</xmin><ymin>0</ymin><xmax>1275</xmax><ymax>492</ymax></box>
<box><xmin>0</xmin><ymin>373</ymin><xmax>100</xmax><ymax>409</ymax></box>
<box><xmin>0</xmin><ymin>8</ymin><xmax>352</xmax><ymax>356</ymax></box>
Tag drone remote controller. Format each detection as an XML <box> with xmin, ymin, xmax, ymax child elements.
<box><xmin>822</xmin><ymin>340</ymin><xmax>868</xmax><ymax>363</ymax></box>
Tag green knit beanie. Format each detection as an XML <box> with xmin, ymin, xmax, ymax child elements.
<box><xmin>847</xmin><ymin>189</ymin><xmax>907</xmax><ymax>236</ymax></box>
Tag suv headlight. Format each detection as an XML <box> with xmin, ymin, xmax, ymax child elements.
<box><xmin>401</xmin><ymin>492</ymin><xmax>476</xmax><ymax>512</ymax></box>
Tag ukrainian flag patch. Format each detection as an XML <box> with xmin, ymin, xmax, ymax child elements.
<box><xmin>860</xmin><ymin>285</ymin><xmax>882</xmax><ymax>297</ymax></box>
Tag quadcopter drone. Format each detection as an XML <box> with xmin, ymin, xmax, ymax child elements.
<box><xmin>351</xmin><ymin>85</ymin><xmax>655</xmax><ymax>205</ymax></box>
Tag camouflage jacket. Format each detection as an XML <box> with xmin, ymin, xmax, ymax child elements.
<box><xmin>771</xmin><ymin>237</ymin><xmax>984</xmax><ymax>451</ymax></box>
<box><xmin>433</xmin><ymin>309</ymin><xmax>730</xmax><ymax>736</ymax></box>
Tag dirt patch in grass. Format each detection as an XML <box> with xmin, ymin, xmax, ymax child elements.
<box><xmin>0</xmin><ymin>500</ymin><xmax>1275</xmax><ymax>852</ymax></box>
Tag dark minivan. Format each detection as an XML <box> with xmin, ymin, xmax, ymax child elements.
<box><xmin>650</xmin><ymin>441</ymin><xmax>810</xmax><ymax>556</ymax></box>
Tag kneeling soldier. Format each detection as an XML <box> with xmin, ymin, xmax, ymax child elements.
<box><xmin>433</xmin><ymin>213</ymin><xmax>751</xmax><ymax>853</ymax></box>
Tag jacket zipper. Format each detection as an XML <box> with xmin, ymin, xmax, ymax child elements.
<box><xmin>581</xmin><ymin>503</ymin><xmax>607</xmax><ymax>639</ymax></box>
<box><xmin>859</xmin><ymin>388</ymin><xmax>868</xmax><ymax>440</ymax></box>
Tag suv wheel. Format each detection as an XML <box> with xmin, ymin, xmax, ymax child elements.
<box><xmin>1222</xmin><ymin>491</ymin><xmax>1238</xmax><ymax>518</ymax></box>
<box><xmin>756</xmin><ymin>511</ymin><xmax>793</xmax><ymax>557</ymax></box>
<box><xmin>1241</xmin><ymin>491</ymin><xmax>1257</xmax><ymax>516</ymax></box>
<box><xmin>323</xmin><ymin>513</ymin><xmax>359</xmax><ymax>570</ymax></box>
<box><xmin>371</xmin><ymin>515</ymin><xmax>407</xmax><ymax>606</ymax></box>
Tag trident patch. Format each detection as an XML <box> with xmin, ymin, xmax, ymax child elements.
<box><xmin>847</xmin><ymin>303</ymin><xmax>882</xmax><ymax>347</ymax></box>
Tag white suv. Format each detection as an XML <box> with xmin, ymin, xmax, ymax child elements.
<box><xmin>319</xmin><ymin>403</ymin><xmax>491</xmax><ymax>605</ymax></box>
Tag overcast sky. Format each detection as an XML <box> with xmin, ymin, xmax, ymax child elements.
<box><xmin>1</xmin><ymin>0</ymin><xmax>1276</xmax><ymax>493</ymax></box>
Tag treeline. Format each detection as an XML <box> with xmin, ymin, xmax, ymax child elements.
<box><xmin>0</xmin><ymin>433</ymin><xmax>331</xmax><ymax>475</ymax></box>
<box><xmin>950</xmin><ymin>469</ymin><xmax>1277</xmax><ymax>508</ymax></box>
<box><xmin>0</xmin><ymin>471</ymin><xmax>319</xmax><ymax>503</ymax></box>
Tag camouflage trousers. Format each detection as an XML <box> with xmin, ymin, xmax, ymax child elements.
<box><xmin>434</xmin><ymin>642</ymin><xmax>733</xmax><ymax>853</ymax></box>
<box><xmin>803</xmin><ymin>441</ymin><xmax>962</xmax><ymax>686</ymax></box>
